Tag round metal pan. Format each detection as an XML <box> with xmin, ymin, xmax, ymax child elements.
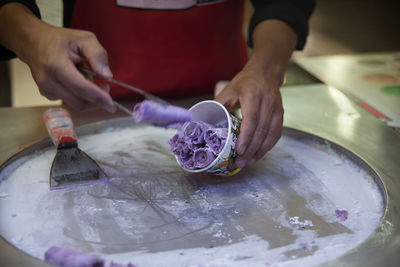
<box><xmin>0</xmin><ymin>117</ymin><xmax>393</xmax><ymax>266</ymax></box>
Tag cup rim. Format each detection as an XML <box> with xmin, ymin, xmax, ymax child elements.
<box><xmin>178</xmin><ymin>100</ymin><xmax>233</xmax><ymax>173</ymax></box>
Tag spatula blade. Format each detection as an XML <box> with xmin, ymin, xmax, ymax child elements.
<box><xmin>50</xmin><ymin>147</ymin><xmax>108</xmax><ymax>190</ymax></box>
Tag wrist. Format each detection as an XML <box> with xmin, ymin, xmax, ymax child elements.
<box><xmin>249</xmin><ymin>19</ymin><xmax>297</xmax><ymax>74</ymax></box>
<box><xmin>247</xmin><ymin>49</ymin><xmax>286</xmax><ymax>75</ymax></box>
<box><xmin>244</xmin><ymin>49</ymin><xmax>287</xmax><ymax>89</ymax></box>
<box><xmin>243</xmin><ymin>20</ymin><xmax>297</xmax><ymax>88</ymax></box>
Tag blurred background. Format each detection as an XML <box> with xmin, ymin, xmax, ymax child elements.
<box><xmin>0</xmin><ymin>0</ymin><xmax>399</xmax><ymax>108</ymax></box>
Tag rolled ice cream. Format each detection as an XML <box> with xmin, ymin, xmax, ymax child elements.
<box><xmin>204</xmin><ymin>128</ymin><xmax>228</xmax><ymax>155</ymax></box>
<box><xmin>169</xmin><ymin>121</ymin><xmax>228</xmax><ymax>170</ymax></box>
<box><xmin>132</xmin><ymin>100</ymin><xmax>229</xmax><ymax>170</ymax></box>
<box><xmin>44</xmin><ymin>246</ymin><xmax>136</xmax><ymax>267</ymax></box>
<box><xmin>44</xmin><ymin>246</ymin><xmax>104</xmax><ymax>267</ymax></box>
<box><xmin>193</xmin><ymin>148</ymin><xmax>215</xmax><ymax>168</ymax></box>
<box><xmin>133</xmin><ymin>100</ymin><xmax>191</xmax><ymax>127</ymax></box>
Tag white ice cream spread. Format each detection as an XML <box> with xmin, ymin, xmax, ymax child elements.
<box><xmin>0</xmin><ymin>126</ymin><xmax>384</xmax><ymax>266</ymax></box>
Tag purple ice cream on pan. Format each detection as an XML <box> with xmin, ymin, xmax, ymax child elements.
<box><xmin>44</xmin><ymin>246</ymin><xmax>137</xmax><ymax>267</ymax></box>
<box><xmin>44</xmin><ymin>246</ymin><xmax>104</xmax><ymax>267</ymax></box>
<box><xmin>132</xmin><ymin>100</ymin><xmax>191</xmax><ymax>127</ymax></box>
<box><xmin>335</xmin><ymin>209</ymin><xmax>349</xmax><ymax>221</ymax></box>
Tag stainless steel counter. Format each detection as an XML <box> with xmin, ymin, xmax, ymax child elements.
<box><xmin>0</xmin><ymin>84</ymin><xmax>399</xmax><ymax>266</ymax></box>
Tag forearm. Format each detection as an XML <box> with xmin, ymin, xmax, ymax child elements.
<box><xmin>0</xmin><ymin>3</ymin><xmax>44</xmax><ymax>62</ymax></box>
<box><xmin>247</xmin><ymin>19</ymin><xmax>297</xmax><ymax>83</ymax></box>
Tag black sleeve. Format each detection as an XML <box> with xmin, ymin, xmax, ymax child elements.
<box><xmin>62</xmin><ymin>0</ymin><xmax>75</xmax><ymax>27</ymax></box>
<box><xmin>0</xmin><ymin>0</ymin><xmax>41</xmax><ymax>60</ymax></box>
<box><xmin>249</xmin><ymin>0</ymin><xmax>315</xmax><ymax>50</ymax></box>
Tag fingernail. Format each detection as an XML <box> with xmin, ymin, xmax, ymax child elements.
<box><xmin>102</xmin><ymin>65</ymin><xmax>113</xmax><ymax>78</ymax></box>
<box><xmin>235</xmin><ymin>158</ymin><xmax>247</xmax><ymax>168</ymax></box>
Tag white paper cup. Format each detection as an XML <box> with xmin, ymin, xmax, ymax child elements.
<box><xmin>176</xmin><ymin>100</ymin><xmax>242</xmax><ymax>176</ymax></box>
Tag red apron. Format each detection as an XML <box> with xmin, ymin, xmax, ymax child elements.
<box><xmin>70</xmin><ymin>0</ymin><xmax>247</xmax><ymax>99</ymax></box>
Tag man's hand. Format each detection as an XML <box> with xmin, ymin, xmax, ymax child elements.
<box><xmin>215</xmin><ymin>19</ymin><xmax>298</xmax><ymax>168</ymax></box>
<box><xmin>215</xmin><ymin>53</ymin><xmax>284</xmax><ymax>168</ymax></box>
<box><xmin>0</xmin><ymin>3</ymin><xmax>115</xmax><ymax>112</ymax></box>
<box><xmin>26</xmin><ymin>26</ymin><xmax>116</xmax><ymax>112</ymax></box>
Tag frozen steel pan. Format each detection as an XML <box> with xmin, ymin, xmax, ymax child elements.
<box><xmin>0</xmin><ymin>118</ymin><xmax>389</xmax><ymax>267</ymax></box>
<box><xmin>0</xmin><ymin>84</ymin><xmax>399</xmax><ymax>266</ymax></box>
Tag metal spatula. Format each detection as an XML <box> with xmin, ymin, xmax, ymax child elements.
<box><xmin>44</xmin><ymin>108</ymin><xmax>108</xmax><ymax>190</ymax></box>
<box><xmin>79</xmin><ymin>66</ymin><xmax>170</xmax><ymax>106</ymax></box>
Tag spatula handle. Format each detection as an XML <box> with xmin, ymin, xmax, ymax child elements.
<box><xmin>43</xmin><ymin>108</ymin><xmax>77</xmax><ymax>146</ymax></box>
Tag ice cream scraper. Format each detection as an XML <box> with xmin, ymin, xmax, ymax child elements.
<box><xmin>79</xmin><ymin>66</ymin><xmax>170</xmax><ymax>106</ymax></box>
<box><xmin>44</xmin><ymin>108</ymin><xmax>108</xmax><ymax>190</ymax></box>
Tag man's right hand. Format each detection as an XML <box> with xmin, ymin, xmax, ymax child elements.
<box><xmin>0</xmin><ymin>3</ymin><xmax>116</xmax><ymax>112</ymax></box>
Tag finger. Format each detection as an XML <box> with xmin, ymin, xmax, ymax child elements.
<box><xmin>214</xmin><ymin>79</ymin><xmax>245</xmax><ymax>111</ymax></box>
<box><xmin>214</xmin><ymin>80</ymin><xmax>229</xmax><ymax>97</ymax></box>
<box><xmin>61</xmin><ymin>92</ymin><xmax>92</xmax><ymax>111</ymax></box>
<box><xmin>235</xmin><ymin>90</ymin><xmax>262</xmax><ymax>158</ymax></box>
<box><xmin>77</xmin><ymin>32</ymin><xmax>113</xmax><ymax>78</ymax></box>
<box><xmin>43</xmin><ymin>79</ymin><xmax>91</xmax><ymax>111</ymax></box>
<box><xmin>100</xmin><ymin>83</ymin><xmax>110</xmax><ymax>94</ymax></box>
<box><xmin>214</xmin><ymin>89</ymin><xmax>236</xmax><ymax>112</ymax></box>
<box><xmin>56</xmin><ymin>60</ymin><xmax>116</xmax><ymax>112</ymax></box>
<box><xmin>238</xmin><ymin>96</ymin><xmax>273</xmax><ymax>165</ymax></box>
<box><xmin>41</xmin><ymin>89</ymin><xmax>59</xmax><ymax>101</ymax></box>
<box><xmin>76</xmin><ymin>62</ymin><xmax>94</xmax><ymax>81</ymax></box>
<box><xmin>254</xmin><ymin>109</ymin><xmax>284</xmax><ymax>161</ymax></box>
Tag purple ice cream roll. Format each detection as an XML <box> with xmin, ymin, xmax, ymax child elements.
<box><xmin>168</xmin><ymin>133</ymin><xmax>180</xmax><ymax>147</ymax></box>
<box><xmin>44</xmin><ymin>246</ymin><xmax>104</xmax><ymax>267</ymax></box>
<box><xmin>185</xmin><ymin>139</ymin><xmax>204</xmax><ymax>151</ymax></box>
<box><xmin>133</xmin><ymin>100</ymin><xmax>191</xmax><ymax>127</ymax></box>
<box><xmin>182</xmin><ymin>121</ymin><xmax>212</xmax><ymax>144</ymax></box>
<box><xmin>178</xmin><ymin>146</ymin><xmax>196</xmax><ymax>169</ymax></box>
<box><xmin>177</xmin><ymin>121</ymin><xmax>191</xmax><ymax>136</ymax></box>
<box><xmin>182</xmin><ymin>158</ymin><xmax>195</xmax><ymax>169</ymax></box>
<box><xmin>168</xmin><ymin>134</ymin><xmax>185</xmax><ymax>154</ymax></box>
<box><xmin>193</xmin><ymin>148</ymin><xmax>216</xmax><ymax>169</ymax></box>
<box><xmin>168</xmin><ymin>119</ymin><xmax>229</xmax><ymax>170</ymax></box>
<box><xmin>179</xmin><ymin>146</ymin><xmax>192</xmax><ymax>160</ymax></box>
<box><xmin>204</xmin><ymin>128</ymin><xmax>228</xmax><ymax>154</ymax></box>
<box><xmin>205</xmin><ymin>128</ymin><xmax>228</xmax><ymax>141</ymax></box>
